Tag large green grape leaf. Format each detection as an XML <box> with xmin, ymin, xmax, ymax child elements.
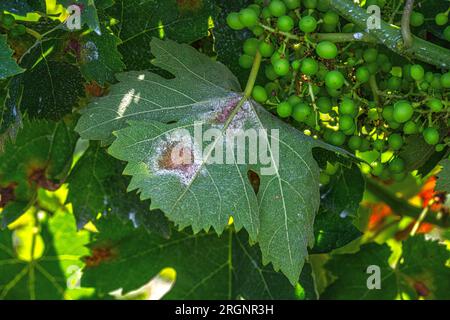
<box><xmin>0</xmin><ymin>35</ymin><xmax>24</xmax><ymax>80</ymax></box>
<box><xmin>82</xmin><ymin>216</ymin><xmax>317</xmax><ymax>300</ymax></box>
<box><xmin>322</xmin><ymin>236</ymin><xmax>450</xmax><ymax>300</ymax></box>
<box><xmin>311</xmin><ymin>164</ymin><xmax>364</xmax><ymax>254</ymax></box>
<box><xmin>0</xmin><ymin>0</ymin><xmax>45</xmax><ymax>15</ymax></box>
<box><xmin>103</xmin><ymin>0</ymin><xmax>218</xmax><ymax>70</ymax></box>
<box><xmin>66</xmin><ymin>143</ymin><xmax>171</xmax><ymax>237</ymax></box>
<box><xmin>79</xmin><ymin>29</ymin><xmax>125</xmax><ymax>85</ymax></box>
<box><xmin>75</xmin><ymin>38</ymin><xmax>333</xmax><ymax>285</ymax></box>
<box><xmin>436</xmin><ymin>159</ymin><xmax>450</xmax><ymax>193</ymax></box>
<box><xmin>0</xmin><ymin>120</ymin><xmax>77</xmax><ymax>226</ymax></box>
<box><xmin>0</xmin><ymin>210</ymin><xmax>89</xmax><ymax>299</ymax></box>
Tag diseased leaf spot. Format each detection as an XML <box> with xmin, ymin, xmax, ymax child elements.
<box><xmin>84</xmin><ymin>246</ymin><xmax>116</xmax><ymax>268</ymax></box>
<box><xmin>177</xmin><ymin>0</ymin><xmax>203</xmax><ymax>13</ymax></box>
<box><xmin>413</xmin><ymin>281</ymin><xmax>430</xmax><ymax>298</ymax></box>
<box><xmin>247</xmin><ymin>170</ymin><xmax>260</xmax><ymax>195</ymax></box>
<box><xmin>158</xmin><ymin>142</ymin><xmax>194</xmax><ymax>171</ymax></box>
<box><xmin>28</xmin><ymin>168</ymin><xmax>62</xmax><ymax>191</ymax></box>
<box><xmin>0</xmin><ymin>183</ymin><xmax>17</xmax><ymax>208</ymax></box>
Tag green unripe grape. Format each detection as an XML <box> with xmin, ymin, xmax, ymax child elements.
<box><xmin>301</xmin><ymin>58</ymin><xmax>319</xmax><ymax>76</ymax></box>
<box><xmin>227</xmin><ymin>12</ymin><xmax>244</xmax><ymax>30</ymax></box>
<box><xmin>325</xmin><ymin>162</ymin><xmax>339</xmax><ymax>175</ymax></box>
<box><xmin>435</xmin><ymin>144</ymin><xmax>445</xmax><ymax>152</ymax></box>
<box><xmin>435</xmin><ymin>13</ymin><xmax>448</xmax><ymax>26</ymax></box>
<box><xmin>270</xmin><ymin>51</ymin><xmax>282</xmax><ymax>64</ymax></box>
<box><xmin>239</xmin><ymin>54</ymin><xmax>254</xmax><ymax>69</ymax></box>
<box><xmin>387</xmin><ymin>76</ymin><xmax>402</xmax><ymax>90</ymax></box>
<box><xmin>423</xmin><ymin>127</ymin><xmax>440</xmax><ymax>145</ymax></box>
<box><xmin>277</xmin><ymin>101</ymin><xmax>293</xmax><ymax>118</ymax></box>
<box><xmin>321</xmin><ymin>22</ymin><xmax>337</xmax><ymax>33</ymax></box>
<box><xmin>410</xmin><ymin>64</ymin><xmax>425</xmax><ymax>81</ymax></box>
<box><xmin>403</xmin><ymin>121</ymin><xmax>418</xmax><ymax>135</ymax></box>
<box><xmin>356</xmin><ymin>67</ymin><xmax>370</xmax><ymax>83</ymax></box>
<box><xmin>288</xmin><ymin>95</ymin><xmax>302</xmax><ymax>106</ymax></box>
<box><xmin>293</xmin><ymin>103</ymin><xmax>312</xmax><ymax>122</ymax></box>
<box><xmin>425</xmin><ymin>71</ymin><xmax>434</xmax><ymax>83</ymax></box>
<box><xmin>265</xmin><ymin>82</ymin><xmax>279</xmax><ymax>96</ymax></box>
<box><xmin>269</xmin><ymin>0</ymin><xmax>287</xmax><ymax>17</ymax></box>
<box><xmin>371</xmin><ymin>162</ymin><xmax>384</xmax><ymax>177</ymax></box>
<box><xmin>366</xmin><ymin>62</ymin><xmax>378</xmax><ymax>75</ymax></box>
<box><xmin>323</xmin><ymin>11</ymin><xmax>339</xmax><ymax>25</ymax></box>
<box><xmin>329</xmin><ymin>131</ymin><xmax>346</xmax><ymax>146</ymax></box>
<box><xmin>251</xmin><ymin>25</ymin><xmax>264</xmax><ymax>36</ymax></box>
<box><xmin>248</xmin><ymin>4</ymin><xmax>261</xmax><ymax>16</ymax></box>
<box><xmin>431</xmin><ymin>75</ymin><xmax>442</xmax><ymax>89</ymax></box>
<box><xmin>319</xmin><ymin>172</ymin><xmax>331</xmax><ymax>185</ymax></box>
<box><xmin>299</xmin><ymin>16</ymin><xmax>317</xmax><ymax>33</ymax></box>
<box><xmin>262</xmin><ymin>7</ymin><xmax>271</xmax><ymax>19</ymax></box>
<box><xmin>440</xmin><ymin>72</ymin><xmax>450</xmax><ymax>88</ymax></box>
<box><xmin>410</xmin><ymin>11</ymin><xmax>424</xmax><ymax>27</ymax></box>
<box><xmin>393</xmin><ymin>100</ymin><xmax>414</xmax><ymax>123</ymax></box>
<box><xmin>325</xmin><ymin>70</ymin><xmax>345</xmax><ymax>89</ymax></box>
<box><xmin>382</xmin><ymin>105</ymin><xmax>394</xmax><ymax>122</ymax></box>
<box><xmin>317</xmin><ymin>97</ymin><xmax>332</xmax><ymax>113</ymax></box>
<box><xmin>388</xmin><ymin>121</ymin><xmax>401</xmax><ymax>130</ymax></box>
<box><xmin>444</xmin><ymin>26</ymin><xmax>450</xmax><ymax>41</ymax></box>
<box><xmin>277</xmin><ymin>15</ymin><xmax>295</xmax><ymax>31</ymax></box>
<box><xmin>265</xmin><ymin>65</ymin><xmax>279</xmax><ymax>80</ymax></box>
<box><xmin>348</xmin><ymin>135</ymin><xmax>362</xmax><ymax>151</ymax></box>
<box><xmin>339</xmin><ymin>98</ymin><xmax>357</xmax><ymax>116</ymax></box>
<box><xmin>373</xmin><ymin>139</ymin><xmax>385</xmax><ymax>152</ymax></box>
<box><xmin>243</xmin><ymin>38</ymin><xmax>259</xmax><ymax>56</ymax></box>
<box><xmin>363</xmin><ymin>48</ymin><xmax>378</xmax><ymax>63</ymax></box>
<box><xmin>317</xmin><ymin>0</ymin><xmax>331</xmax><ymax>12</ymax></box>
<box><xmin>359</xmin><ymin>139</ymin><xmax>371</xmax><ymax>152</ymax></box>
<box><xmin>273</xmin><ymin>58</ymin><xmax>290</xmax><ymax>76</ymax></box>
<box><xmin>339</xmin><ymin>115</ymin><xmax>354</xmax><ymax>131</ymax></box>
<box><xmin>239</xmin><ymin>8</ymin><xmax>258</xmax><ymax>27</ymax></box>
<box><xmin>427</xmin><ymin>98</ymin><xmax>443</xmax><ymax>112</ymax></box>
<box><xmin>259</xmin><ymin>41</ymin><xmax>274</xmax><ymax>58</ymax></box>
<box><xmin>388</xmin><ymin>133</ymin><xmax>403</xmax><ymax>150</ymax></box>
<box><xmin>342</xmin><ymin>23</ymin><xmax>354</xmax><ymax>33</ymax></box>
<box><xmin>305</xmin><ymin>112</ymin><xmax>318</xmax><ymax>128</ymax></box>
<box><xmin>2</xmin><ymin>14</ymin><xmax>15</xmax><ymax>28</ymax></box>
<box><xmin>12</xmin><ymin>24</ymin><xmax>26</xmax><ymax>36</ymax></box>
<box><xmin>291</xmin><ymin>60</ymin><xmax>301</xmax><ymax>70</ymax></box>
<box><xmin>303</xmin><ymin>0</ymin><xmax>318</xmax><ymax>9</ymax></box>
<box><xmin>368</xmin><ymin>108</ymin><xmax>379</xmax><ymax>121</ymax></box>
<box><xmin>316</xmin><ymin>41</ymin><xmax>338</xmax><ymax>59</ymax></box>
<box><xmin>283</xmin><ymin>0</ymin><xmax>301</xmax><ymax>10</ymax></box>
<box><xmin>327</xmin><ymin>87</ymin><xmax>342</xmax><ymax>97</ymax></box>
<box><xmin>389</xmin><ymin>158</ymin><xmax>405</xmax><ymax>174</ymax></box>
<box><xmin>419</xmin><ymin>81</ymin><xmax>429</xmax><ymax>91</ymax></box>
<box><xmin>252</xmin><ymin>86</ymin><xmax>268</xmax><ymax>103</ymax></box>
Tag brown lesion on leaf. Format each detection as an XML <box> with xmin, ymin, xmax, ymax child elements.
<box><xmin>247</xmin><ymin>170</ymin><xmax>260</xmax><ymax>195</ymax></box>
<box><xmin>28</xmin><ymin>167</ymin><xmax>62</xmax><ymax>191</ymax></box>
<box><xmin>413</xmin><ymin>281</ymin><xmax>430</xmax><ymax>298</ymax></box>
<box><xmin>177</xmin><ymin>0</ymin><xmax>203</xmax><ymax>13</ymax></box>
<box><xmin>85</xmin><ymin>81</ymin><xmax>108</xmax><ymax>97</ymax></box>
<box><xmin>158</xmin><ymin>142</ymin><xmax>194</xmax><ymax>171</ymax></box>
<box><xmin>84</xmin><ymin>245</ymin><xmax>117</xmax><ymax>268</ymax></box>
<box><xmin>213</xmin><ymin>98</ymin><xmax>240</xmax><ymax>125</ymax></box>
<box><xmin>0</xmin><ymin>183</ymin><xmax>17</xmax><ymax>208</ymax></box>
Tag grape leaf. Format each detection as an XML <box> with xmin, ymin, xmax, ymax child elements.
<box><xmin>0</xmin><ymin>0</ymin><xmax>45</xmax><ymax>15</ymax></box>
<box><xmin>0</xmin><ymin>35</ymin><xmax>24</xmax><ymax>80</ymax></box>
<box><xmin>82</xmin><ymin>215</ymin><xmax>316</xmax><ymax>300</ymax></box>
<box><xmin>103</xmin><ymin>0</ymin><xmax>218</xmax><ymax>70</ymax></box>
<box><xmin>322</xmin><ymin>236</ymin><xmax>450</xmax><ymax>300</ymax></box>
<box><xmin>436</xmin><ymin>159</ymin><xmax>450</xmax><ymax>193</ymax></box>
<box><xmin>67</xmin><ymin>143</ymin><xmax>171</xmax><ymax>237</ymax></box>
<box><xmin>0</xmin><ymin>210</ymin><xmax>89</xmax><ymax>299</ymax></box>
<box><xmin>311</xmin><ymin>164</ymin><xmax>364</xmax><ymax>254</ymax></box>
<box><xmin>75</xmin><ymin>37</ymin><xmax>336</xmax><ymax>285</ymax></box>
<box><xmin>0</xmin><ymin>120</ymin><xmax>77</xmax><ymax>226</ymax></box>
<box><xmin>79</xmin><ymin>29</ymin><xmax>125</xmax><ymax>85</ymax></box>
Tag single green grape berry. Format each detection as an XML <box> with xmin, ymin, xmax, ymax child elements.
<box><xmin>425</xmin><ymin>71</ymin><xmax>434</xmax><ymax>83</ymax></box>
<box><xmin>363</xmin><ymin>48</ymin><xmax>378</xmax><ymax>63</ymax></box>
<box><xmin>419</xmin><ymin>81</ymin><xmax>429</xmax><ymax>91</ymax></box>
<box><xmin>382</xmin><ymin>105</ymin><xmax>394</xmax><ymax>122</ymax></box>
<box><xmin>292</xmin><ymin>102</ymin><xmax>312</xmax><ymax>122</ymax></box>
<box><xmin>403</xmin><ymin>121</ymin><xmax>418</xmax><ymax>135</ymax></box>
<box><xmin>371</xmin><ymin>162</ymin><xmax>384</xmax><ymax>177</ymax></box>
<box><xmin>301</xmin><ymin>58</ymin><xmax>319</xmax><ymax>76</ymax></box>
<box><xmin>252</xmin><ymin>86</ymin><xmax>268</xmax><ymax>103</ymax></box>
<box><xmin>265</xmin><ymin>65</ymin><xmax>279</xmax><ymax>80</ymax></box>
<box><xmin>325</xmin><ymin>162</ymin><xmax>339</xmax><ymax>175</ymax></box>
<box><xmin>2</xmin><ymin>14</ymin><xmax>15</xmax><ymax>28</ymax></box>
<box><xmin>284</xmin><ymin>0</ymin><xmax>301</xmax><ymax>10</ymax></box>
<box><xmin>316</xmin><ymin>41</ymin><xmax>338</xmax><ymax>59</ymax></box>
<box><xmin>339</xmin><ymin>115</ymin><xmax>354</xmax><ymax>131</ymax></box>
<box><xmin>303</xmin><ymin>0</ymin><xmax>318</xmax><ymax>9</ymax></box>
<box><xmin>388</xmin><ymin>133</ymin><xmax>403</xmax><ymax>150</ymax></box>
<box><xmin>387</xmin><ymin>76</ymin><xmax>402</xmax><ymax>90</ymax></box>
<box><xmin>317</xmin><ymin>0</ymin><xmax>331</xmax><ymax>11</ymax></box>
<box><xmin>227</xmin><ymin>12</ymin><xmax>244</xmax><ymax>30</ymax></box>
<box><xmin>239</xmin><ymin>8</ymin><xmax>258</xmax><ymax>27</ymax></box>
<box><xmin>299</xmin><ymin>16</ymin><xmax>317</xmax><ymax>33</ymax></box>
<box><xmin>410</xmin><ymin>64</ymin><xmax>425</xmax><ymax>81</ymax></box>
<box><xmin>410</xmin><ymin>11</ymin><xmax>424</xmax><ymax>27</ymax></box>
<box><xmin>435</xmin><ymin>13</ymin><xmax>448</xmax><ymax>26</ymax></box>
<box><xmin>239</xmin><ymin>54</ymin><xmax>254</xmax><ymax>69</ymax></box>
<box><xmin>269</xmin><ymin>0</ymin><xmax>287</xmax><ymax>17</ymax></box>
<box><xmin>323</xmin><ymin>11</ymin><xmax>339</xmax><ymax>25</ymax></box>
<box><xmin>265</xmin><ymin>82</ymin><xmax>278</xmax><ymax>97</ymax></box>
<box><xmin>327</xmin><ymin>87</ymin><xmax>342</xmax><ymax>97</ymax></box>
<box><xmin>329</xmin><ymin>131</ymin><xmax>346</xmax><ymax>146</ymax></box>
<box><xmin>248</xmin><ymin>4</ymin><xmax>261</xmax><ymax>16</ymax></box>
<box><xmin>348</xmin><ymin>135</ymin><xmax>362</xmax><ymax>151</ymax></box>
<box><xmin>288</xmin><ymin>95</ymin><xmax>302</xmax><ymax>106</ymax></box>
<box><xmin>356</xmin><ymin>67</ymin><xmax>370</xmax><ymax>83</ymax></box>
<box><xmin>393</xmin><ymin>100</ymin><xmax>414</xmax><ymax>123</ymax></box>
<box><xmin>427</xmin><ymin>98</ymin><xmax>443</xmax><ymax>112</ymax></box>
<box><xmin>373</xmin><ymin>139</ymin><xmax>385</xmax><ymax>152</ymax></box>
<box><xmin>270</xmin><ymin>51</ymin><xmax>282</xmax><ymax>64</ymax></box>
<box><xmin>444</xmin><ymin>26</ymin><xmax>450</xmax><ymax>41</ymax></box>
<box><xmin>423</xmin><ymin>127</ymin><xmax>440</xmax><ymax>145</ymax></box>
<box><xmin>368</xmin><ymin>108</ymin><xmax>379</xmax><ymax>121</ymax></box>
<box><xmin>259</xmin><ymin>41</ymin><xmax>274</xmax><ymax>58</ymax></box>
<box><xmin>319</xmin><ymin>172</ymin><xmax>331</xmax><ymax>185</ymax></box>
<box><xmin>389</xmin><ymin>158</ymin><xmax>405</xmax><ymax>174</ymax></box>
<box><xmin>277</xmin><ymin>15</ymin><xmax>294</xmax><ymax>32</ymax></box>
<box><xmin>273</xmin><ymin>58</ymin><xmax>290</xmax><ymax>76</ymax></box>
<box><xmin>262</xmin><ymin>7</ymin><xmax>271</xmax><ymax>19</ymax></box>
<box><xmin>359</xmin><ymin>139</ymin><xmax>371</xmax><ymax>152</ymax></box>
<box><xmin>440</xmin><ymin>72</ymin><xmax>450</xmax><ymax>88</ymax></box>
<box><xmin>435</xmin><ymin>144</ymin><xmax>445</xmax><ymax>152</ymax></box>
<box><xmin>388</xmin><ymin>121</ymin><xmax>401</xmax><ymax>130</ymax></box>
<box><xmin>325</xmin><ymin>70</ymin><xmax>345</xmax><ymax>89</ymax></box>
<box><xmin>243</xmin><ymin>38</ymin><xmax>260</xmax><ymax>56</ymax></box>
<box><xmin>13</xmin><ymin>24</ymin><xmax>26</xmax><ymax>35</ymax></box>
<box><xmin>291</xmin><ymin>60</ymin><xmax>301</xmax><ymax>70</ymax></box>
<box><xmin>251</xmin><ymin>25</ymin><xmax>264</xmax><ymax>36</ymax></box>
<box><xmin>277</xmin><ymin>101</ymin><xmax>293</xmax><ymax>118</ymax></box>
<box><xmin>339</xmin><ymin>98</ymin><xmax>357</xmax><ymax>116</ymax></box>
<box><xmin>316</xmin><ymin>97</ymin><xmax>332</xmax><ymax>113</ymax></box>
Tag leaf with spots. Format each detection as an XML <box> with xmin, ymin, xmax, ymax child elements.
<box><xmin>0</xmin><ymin>35</ymin><xmax>24</xmax><ymax>80</ymax></box>
<box><xmin>0</xmin><ymin>210</ymin><xmax>89</xmax><ymax>299</ymax></box>
<box><xmin>82</xmin><ymin>215</ymin><xmax>316</xmax><ymax>300</ymax></box>
<box><xmin>75</xmin><ymin>37</ymin><xmax>338</xmax><ymax>285</ymax></box>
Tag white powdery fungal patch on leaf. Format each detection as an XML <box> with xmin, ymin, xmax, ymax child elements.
<box><xmin>81</xmin><ymin>41</ymin><xmax>99</xmax><ymax>62</ymax></box>
<box><xmin>149</xmin><ymin>129</ymin><xmax>204</xmax><ymax>185</ymax></box>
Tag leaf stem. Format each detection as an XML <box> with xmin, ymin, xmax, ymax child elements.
<box><xmin>401</xmin><ymin>0</ymin><xmax>414</xmax><ymax>49</ymax></box>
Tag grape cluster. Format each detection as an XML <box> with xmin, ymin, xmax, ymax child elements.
<box><xmin>0</xmin><ymin>12</ymin><xmax>26</xmax><ymax>37</ymax></box>
<box><xmin>227</xmin><ymin>0</ymin><xmax>450</xmax><ymax>182</ymax></box>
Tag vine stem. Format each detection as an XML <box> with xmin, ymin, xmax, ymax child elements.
<box><xmin>401</xmin><ymin>0</ymin><xmax>415</xmax><ymax>49</ymax></box>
